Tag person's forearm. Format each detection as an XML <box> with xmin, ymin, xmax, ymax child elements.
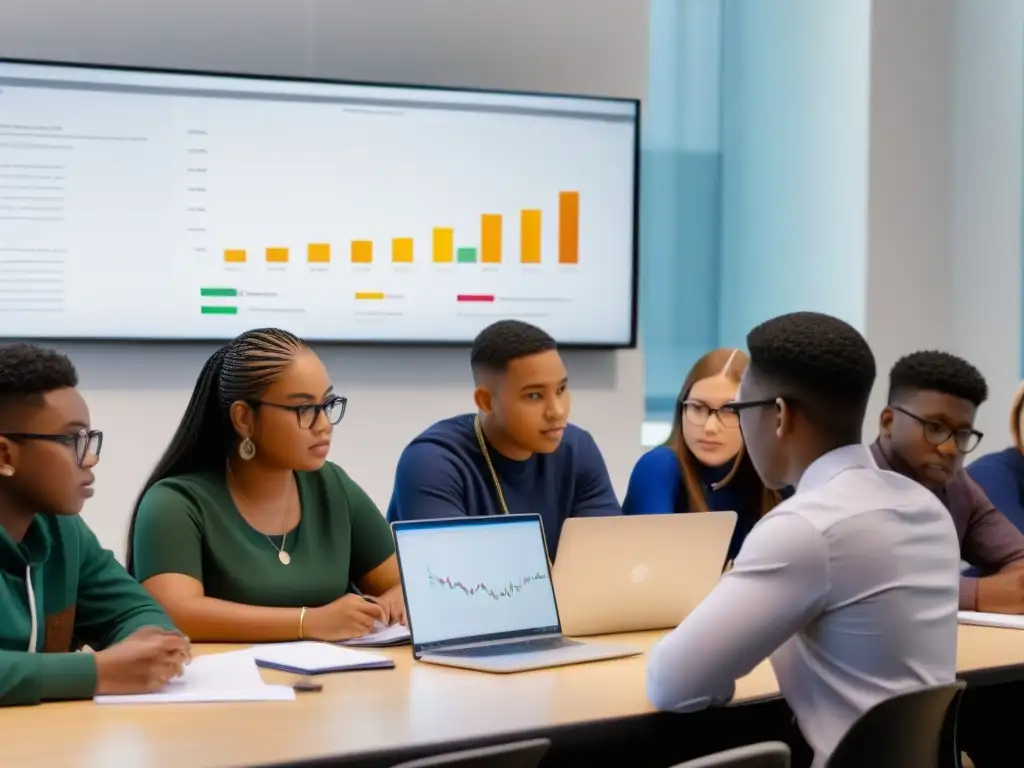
<box><xmin>960</xmin><ymin>576</ymin><xmax>978</xmax><ymax>611</ymax></box>
<box><xmin>163</xmin><ymin>597</ymin><xmax>305</xmax><ymax>643</ymax></box>
<box><xmin>0</xmin><ymin>650</ymin><xmax>96</xmax><ymax>706</ymax></box>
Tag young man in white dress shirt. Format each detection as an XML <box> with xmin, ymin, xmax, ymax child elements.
<box><xmin>645</xmin><ymin>311</ymin><xmax>961</xmax><ymax>767</ymax></box>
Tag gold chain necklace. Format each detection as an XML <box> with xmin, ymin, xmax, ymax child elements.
<box><xmin>227</xmin><ymin>465</ymin><xmax>296</xmax><ymax>565</ymax></box>
<box><xmin>474</xmin><ymin>415</ymin><xmax>509</xmax><ymax>515</ymax></box>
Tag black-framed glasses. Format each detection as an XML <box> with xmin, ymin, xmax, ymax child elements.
<box><xmin>249</xmin><ymin>395</ymin><xmax>347</xmax><ymax>430</ymax></box>
<box><xmin>892</xmin><ymin>406</ymin><xmax>983</xmax><ymax>454</ymax></box>
<box><xmin>720</xmin><ymin>398</ymin><xmax>781</xmax><ymax>418</ymax></box>
<box><xmin>1</xmin><ymin>429</ymin><xmax>103</xmax><ymax>466</ymax></box>
<box><xmin>682</xmin><ymin>400</ymin><xmax>740</xmax><ymax>428</ymax></box>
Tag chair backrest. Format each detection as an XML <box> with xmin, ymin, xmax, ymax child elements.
<box><xmin>671</xmin><ymin>742</ymin><xmax>791</xmax><ymax>768</ymax></box>
<box><xmin>826</xmin><ymin>681</ymin><xmax>966</xmax><ymax>768</ymax></box>
<box><xmin>391</xmin><ymin>738</ymin><xmax>551</xmax><ymax>768</ymax></box>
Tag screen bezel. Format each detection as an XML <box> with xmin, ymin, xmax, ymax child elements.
<box><xmin>0</xmin><ymin>56</ymin><xmax>640</xmax><ymax>350</ymax></box>
<box><xmin>391</xmin><ymin>514</ymin><xmax>562</xmax><ymax>657</ymax></box>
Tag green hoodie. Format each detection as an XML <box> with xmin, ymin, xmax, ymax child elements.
<box><xmin>0</xmin><ymin>513</ymin><xmax>175</xmax><ymax>707</ymax></box>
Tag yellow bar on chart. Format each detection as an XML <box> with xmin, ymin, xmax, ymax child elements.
<box><xmin>351</xmin><ymin>241</ymin><xmax>373</xmax><ymax>264</ymax></box>
<box><xmin>558</xmin><ymin>191</ymin><xmax>579</xmax><ymax>265</ymax></box>
<box><xmin>355</xmin><ymin>292</ymin><xmax>385</xmax><ymax>300</ymax></box>
<box><xmin>433</xmin><ymin>227</ymin><xmax>454</xmax><ymax>263</ymax></box>
<box><xmin>266</xmin><ymin>247</ymin><xmax>289</xmax><ymax>263</ymax></box>
<box><xmin>481</xmin><ymin>214</ymin><xmax>502</xmax><ymax>263</ymax></box>
<box><xmin>520</xmin><ymin>210</ymin><xmax>541</xmax><ymax>264</ymax></box>
<box><xmin>307</xmin><ymin>243</ymin><xmax>331</xmax><ymax>263</ymax></box>
<box><xmin>392</xmin><ymin>237</ymin><xmax>414</xmax><ymax>263</ymax></box>
<box><xmin>224</xmin><ymin>249</ymin><xmax>247</xmax><ymax>264</ymax></box>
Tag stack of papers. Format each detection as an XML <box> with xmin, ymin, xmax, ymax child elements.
<box><xmin>253</xmin><ymin>641</ymin><xmax>395</xmax><ymax>675</ymax></box>
<box><xmin>958</xmin><ymin>610</ymin><xmax>1024</xmax><ymax>630</ymax></box>
<box><xmin>341</xmin><ymin>621</ymin><xmax>411</xmax><ymax>647</ymax></box>
<box><xmin>95</xmin><ymin>649</ymin><xmax>296</xmax><ymax>704</ymax></box>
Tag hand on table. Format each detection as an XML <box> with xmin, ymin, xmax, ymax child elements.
<box><xmin>304</xmin><ymin>594</ymin><xmax>384</xmax><ymax>640</ymax></box>
<box><xmin>94</xmin><ymin>626</ymin><xmax>191</xmax><ymax>695</ymax></box>
<box><xmin>374</xmin><ymin>585</ymin><xmax>407</xmax><ymax>626</ymax></box>
<box><xmin>977</xmin><ymin>569</ymin><xmax>1024</xmax><ymax>614</ymax></box>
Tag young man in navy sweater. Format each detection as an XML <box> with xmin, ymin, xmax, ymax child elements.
<box><xmin>386</xmin><ymin>320</ymin><xmax>620</xmax><ymax>557</ymax></box>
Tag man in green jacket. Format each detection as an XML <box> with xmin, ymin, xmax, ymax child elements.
<box><xmin>0</xmin><ymin>342</ymin><xmax>189</xmax><ymax>706</ymax></box>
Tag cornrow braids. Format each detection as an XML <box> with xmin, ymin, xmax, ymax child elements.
<box><xmin>126</xmin><ymin>328</ymin><xmax>307</xmax><ymax>573</ymax></box>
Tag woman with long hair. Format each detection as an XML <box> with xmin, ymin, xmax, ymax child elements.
<box><xmin>128</xmin><ymin>328</ymin><xmax>402</xmax><ymax>643</ymax></box>
<box><xmin>967</xmin><ymin>380</ymin><xmax>1024</xmax><ymax>535</ymax></box>
<box><xmin>623</xmin><ymin>348</ymin><xmax>780</xmax><ymax>561</ymax></box>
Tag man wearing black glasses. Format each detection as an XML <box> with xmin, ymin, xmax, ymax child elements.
<box><xmin>871</xmin><ymin>350</ymin><xmax>1024</xmax><ymax>615</ymax></box>
<box><xmin>646</xmin><ymin>312</ymin><xmax>960</xmax><ymax>768</ymax></box>
<box><xmin>0</xmin><ymin>343</ymin><xmax>187</xmax><ymax>707</ymax></box>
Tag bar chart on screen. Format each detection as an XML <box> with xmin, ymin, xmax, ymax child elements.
<box><xmin>0</xmin><ymin>59</ymin><xmax>637</xmax><ymax>344</ymax></box>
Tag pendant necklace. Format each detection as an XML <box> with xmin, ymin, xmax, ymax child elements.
<box><xmin>228</xmin><ymin>465</ymin><xmax>295</xmax><ymax>566</ymax></box>
<box><xmin>474</xmin><ymin>415</ymin><xmax>510</xmax><ymax>515</ymax></box>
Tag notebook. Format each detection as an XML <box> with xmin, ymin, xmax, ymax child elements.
<box><xmin>958</xmin><ymin>610</ymin><xmax>1024</xmax><ymax>630</ymax></box>
<box><xmin>253</xmin><ymin>641</ymin><xmax>395</xmax><ymax>675</ymax></box>
<box><xmin>340</xmin><ymin>620</ymin><xmax>411</xmax><ymax>648</ymax></box>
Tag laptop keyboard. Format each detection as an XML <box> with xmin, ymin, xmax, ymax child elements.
<box><xmin>432</xmin><ymin>636</ymin><xmax>584</xmax><ymax>658</ymax></box>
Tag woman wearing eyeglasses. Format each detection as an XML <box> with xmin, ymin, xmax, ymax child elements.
<box><xmin>967</xmin><ymin>381</ymin><xmax>1024</xmax><ymax>537</ymax></box>
<box><xmin>622</xmin><ymin>349</ymin><xmax>780</xmax><ymax>563</ymax></box>
<box><xmin>128</xmin><ymin>328</ymin><xmax>403</xmax><ymax>643</ymax></box>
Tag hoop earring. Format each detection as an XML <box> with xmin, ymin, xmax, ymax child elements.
<box><xmin>239</xmin><ymin>437</ymin><xmax>256</xmax><ymax>461</ymax></box>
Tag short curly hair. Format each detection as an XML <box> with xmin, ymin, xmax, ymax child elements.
<box><xmin>888</xmin><ymin>350</ymin><xmax>988</xmax><ymax>407</ymax></box>
<box><xmin>470</xmin><ymin>320</ymin><xmax>556</xmax><ymax>381</ymax></box>
<box><xmin>0</xmin><ymin>343</ymin><xmax>78</xmax><ymax>410</ymax></box>
<box><xmin>746</xmin><ymin>311</ymin><xmax>876</xmax><ymax>441</ymax></box>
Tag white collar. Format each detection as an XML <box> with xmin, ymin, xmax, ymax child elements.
<box><xmin>795</xmin><ymin>444</ymin><xmax>876</xmax><ymax>495</ymax></box>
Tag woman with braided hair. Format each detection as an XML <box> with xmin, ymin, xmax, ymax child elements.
<box><xmin>128</xmin><ymin>328</ymin><xmax>403</xmax><ymax>643</ymax></box>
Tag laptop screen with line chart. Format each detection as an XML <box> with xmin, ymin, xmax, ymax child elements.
<box><xmin>393</xmin><ymin>515</ymin><xmax>561</xmax><ymax>649</ymax></box>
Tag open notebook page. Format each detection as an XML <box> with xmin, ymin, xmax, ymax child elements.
<box><xmin>95</xmin><ymin>649</ymin><xmax>296</xmax><ymax>704</ymax></box>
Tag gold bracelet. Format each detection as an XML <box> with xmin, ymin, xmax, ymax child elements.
<box><xmin>299</xmin><ymin>606</ymin><xmax>307</xmax><ymax>639</ymax></box>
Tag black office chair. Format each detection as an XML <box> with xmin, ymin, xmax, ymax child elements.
<box><xmin>671</xmin><ymin>741</ymin><xmax>791</xmax><ymax>767</ymax></box>
<box><xmin>390</xmin><ymin>738</ymin><xmax>551</xmax><ymax>768</ymax></box>
<box><xmin>826</xmin><ymin>680</ymin><xmax>966</xmax><ymax>768</ymax></box>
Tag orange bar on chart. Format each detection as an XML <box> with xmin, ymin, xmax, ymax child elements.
<box><xmin>307</xmin><ymin>243</ymin><xmax>330</xmax><ymax>263</ymax></box>
<box><xmin>520</xmin><ymin>210</ymin><xmax>541</xmax><ymax>264</ymax></box>
<box><xmin>558</xmin><ymin>192</ymin><xmax>579</xmax><ymax>264</ymax></box>
<box><xmin>433</xmin><ymin>228</ymin><xmax>454</xmax><ymax>262</ymax></box>
<box><xmin>392</xmin><ymin>237</ymin><xmax>414</xmax><ymax>263</ymax></box>
<box><xmin>224</xmin><ymin>249</ymin><xmax>247</xmax><ymax>264</ymax></box>
<box><xmin>481</xmin><ymin>214</ymin><xmax>502</xmax><ymax>264</ymax></box>
<box><xmin>266</xmin><ymin>247</ymin><xmax>289</xmax><ymax>263</ymax></box>
<box><xmin>351</xmin><ymin>240</ymin><xmax>373</xmax><ymax>264</ymax></box>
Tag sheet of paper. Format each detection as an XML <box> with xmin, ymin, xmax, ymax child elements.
<box><xmin>95</xmin><ymin>649</ymin><xmax>296</xmax><ymax>704</ymax></box>
<box><xmin>341</xmin><ymin>620</ymin><xmax>411</xmax><ymax>647</ymax></box>
<box><xmin>253</xmin><ymin>641</ymin><xmax>392</xmax><ymax>672</ymax></box>
<box><xmin>957</xmin><ymin>610</ymin><xmax>1024</xmax><ymax>630</ymax></box>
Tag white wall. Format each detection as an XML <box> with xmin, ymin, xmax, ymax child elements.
<box><xmin>0</xmin><ymin>0</ymin><xmax>648</xmax><ymax>555</ymax></box>
<box><xmin>864</xmin><ymin>0</ymin><xmax>954</xmax><ymax>436</ymax></box>
<box><xmin>949</xmin><ymin>0</ymin><xmax>1024</xmax><ymax>450</ymax></box>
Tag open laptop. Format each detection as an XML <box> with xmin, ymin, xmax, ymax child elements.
<box><xmin>553</xmin><ymin>512</ymin><xmax>738</xmax><ymax>636</ymax></box>
<box><xmin>392</xmin><ymin>514</ymin><xmax>641</xmax><ymax>673</ymax></box>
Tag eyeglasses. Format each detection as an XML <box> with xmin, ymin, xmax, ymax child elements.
<box><xmin>682</xmin><ymin>400</ymin><xmax>740</xmax><ymax>428</ymax></box>
<box><xmin>1</xmin><ymin>429</ymin><xmax>103</xmax><ymax>467</ymax></box>
<box><xmin>250</xmin><ymin>396</ymin><xmax>348</xmax><ymax>430</ymax></box>
<box><xmin>892</xmin><ymin>406</ymin><xmax>983</xmax><ymax>454</ymax></box>
<box><xmin>720</xmin><ymin>398</ymin><xmax>781</xmax><ymax>418</ymax></box>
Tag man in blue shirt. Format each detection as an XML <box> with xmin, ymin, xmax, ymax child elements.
<box><xmin>386</xmin><ymin>320</ymin><xmax>621</xmax><ymax>557</ymax></box>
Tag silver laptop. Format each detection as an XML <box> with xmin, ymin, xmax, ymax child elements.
<box><xmin>554</xmin><ymin>512</ymin><xmax>737</xmax><ymax>636</ymax></box>
<box><xmin>392</xmin><ymin>514</ymin><xmax>641</xmax><ymax>673</ymax></box>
